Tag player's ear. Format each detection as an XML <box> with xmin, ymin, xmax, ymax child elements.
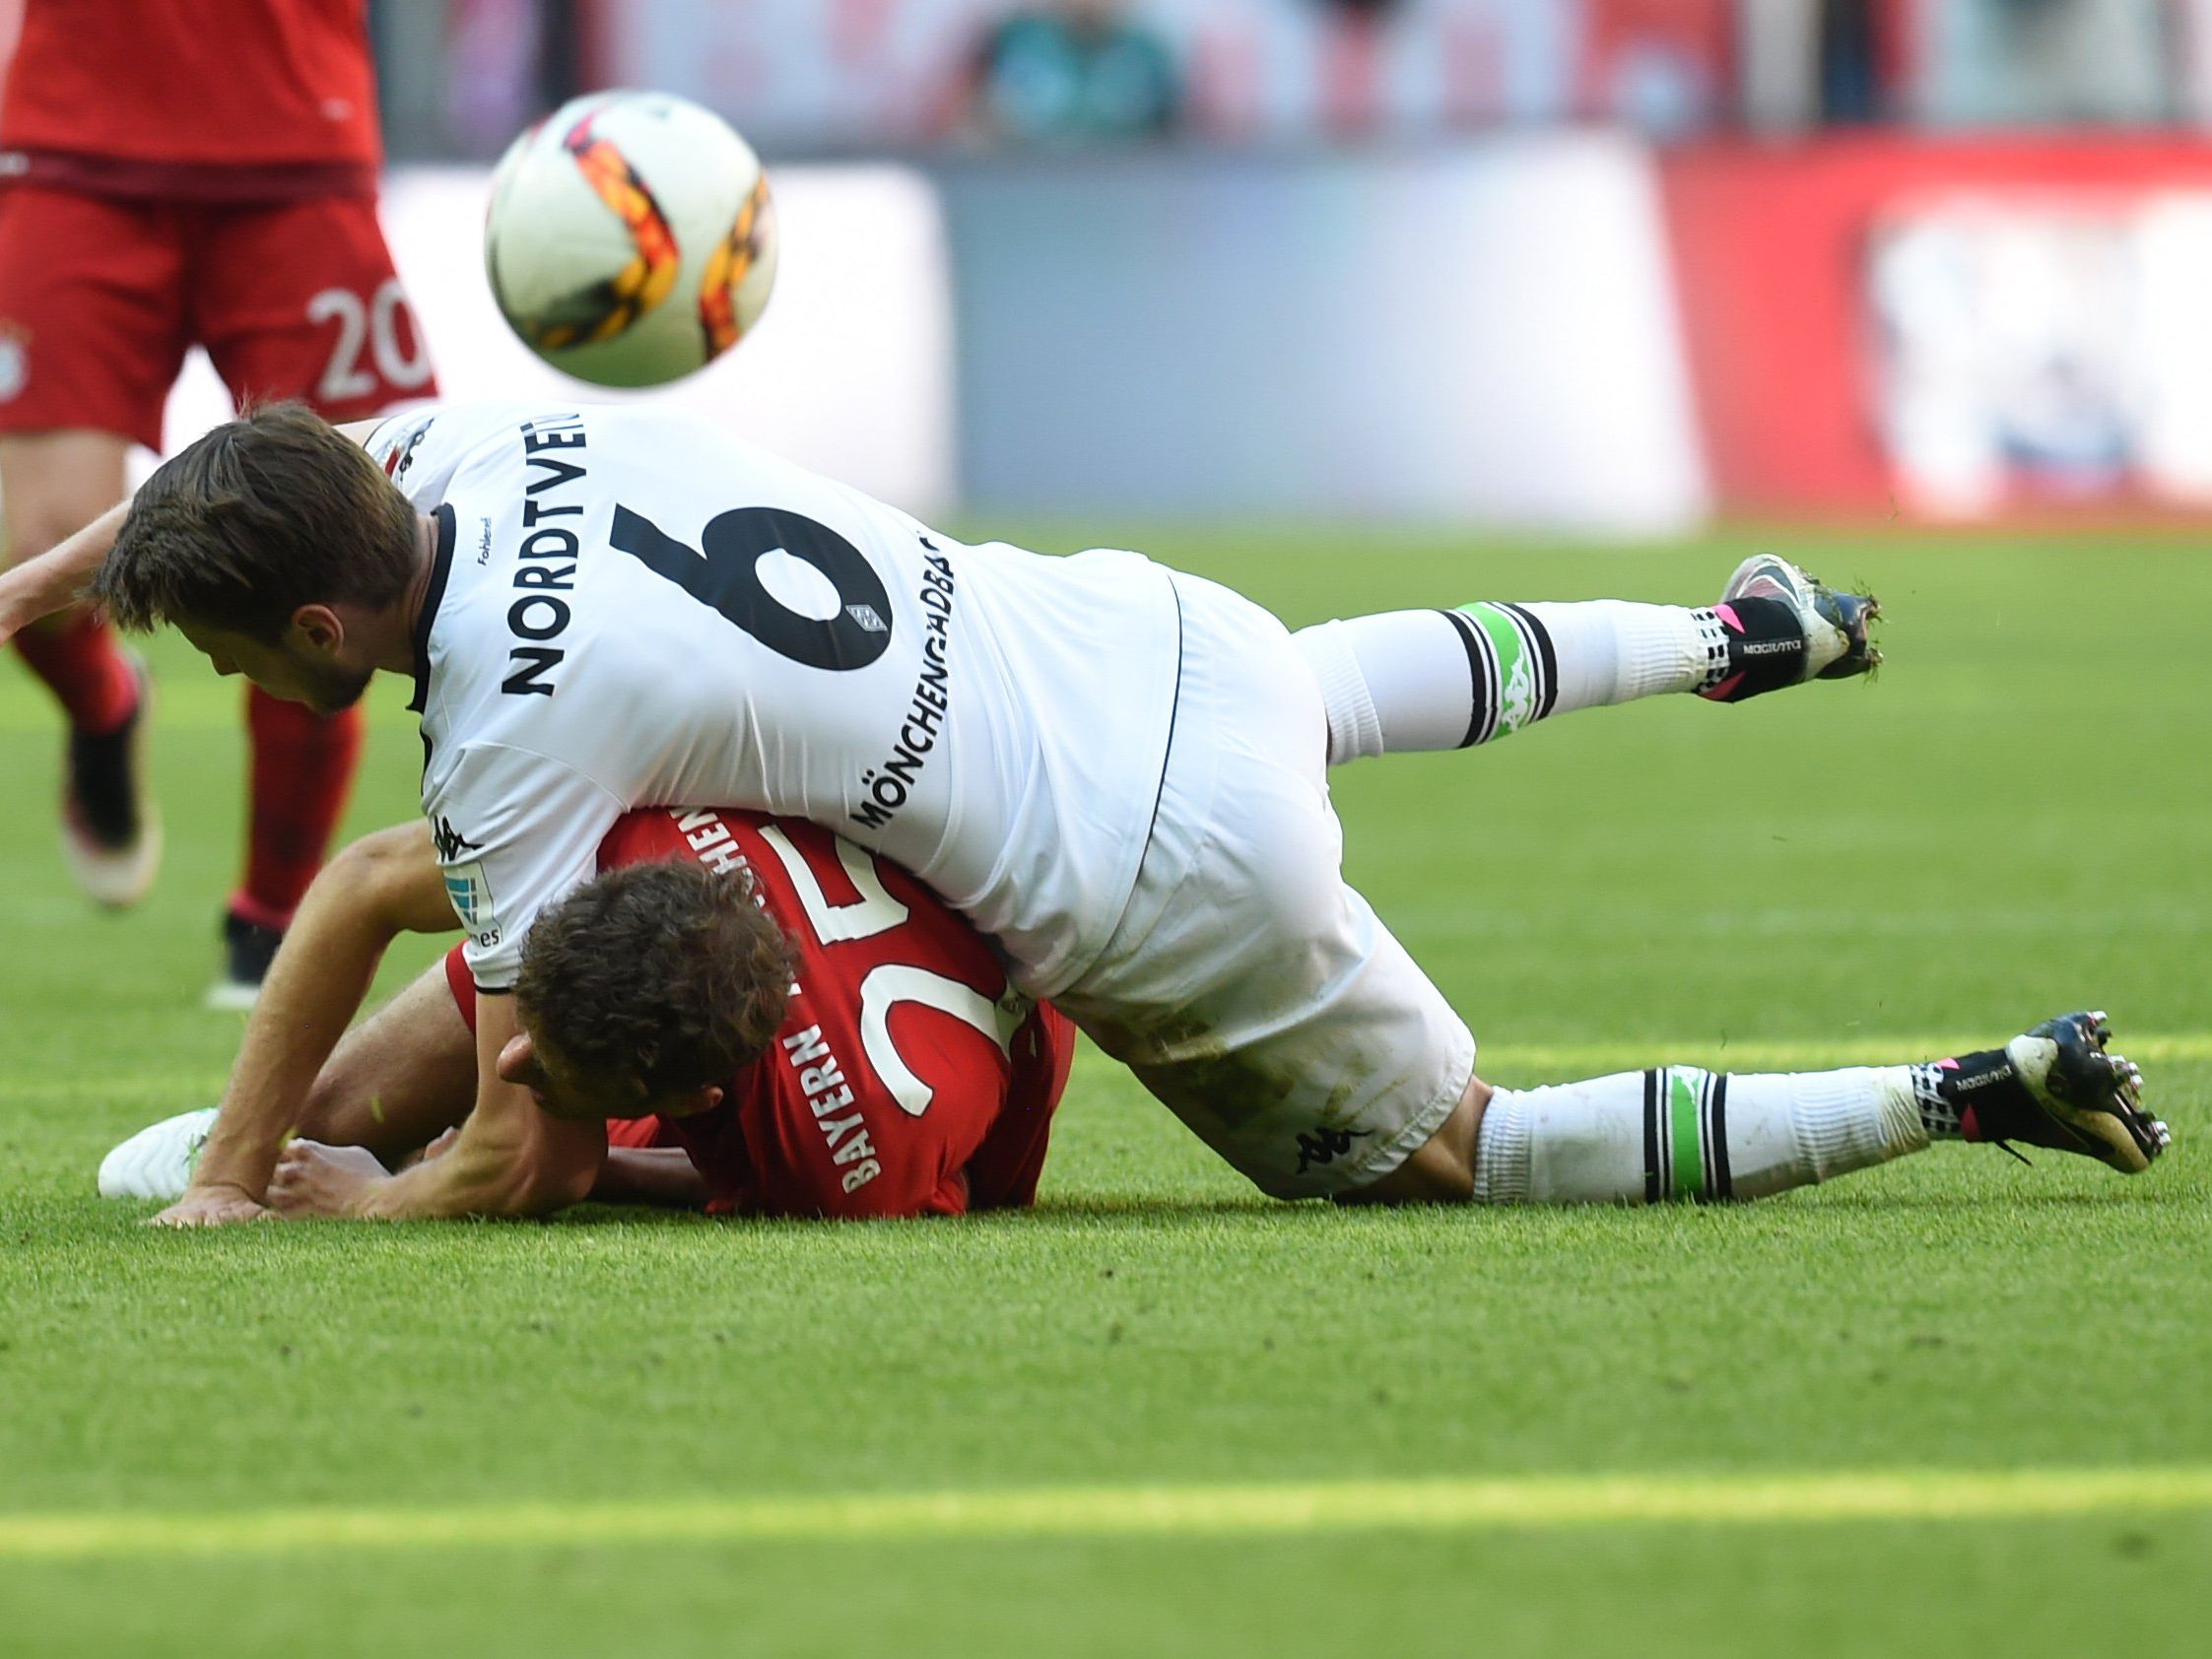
<box><xmin>290</xmin><ymin>603</ymin><xmax>345</xmax><ymax>656</ymax></box>
<box><xmin>663</xmin><ymin>1083</ymin><xmax>722</xmax><ymax>1119</ymax></box>
<box><xmin>497</xmin><ymin>1030</ymin><xmax>541</xmax><ymax>1087</ymax></box>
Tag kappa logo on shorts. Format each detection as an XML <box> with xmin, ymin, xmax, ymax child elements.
<box><xmin>0</xmin><ymin>322</ymin><xmax>30</xmax><ymax>402</ymax></box>
<box><xmin>1294</xmin><ymin>1125</ymin><xmax>1374</xmax><ymax>1176</ymax></box>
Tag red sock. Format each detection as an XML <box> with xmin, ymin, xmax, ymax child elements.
<box><xmin>233</xmin><ymin>687</ymin><xmax>365</xmax><ymax>930</ymax></box>
<box><xmin>13</xmin><ymin>610</ymin><xmax>140</xmax><ymax>733</ymax></box>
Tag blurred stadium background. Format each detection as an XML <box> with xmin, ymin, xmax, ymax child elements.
<box><xmin>7</xmin><ymin>7</ymin><xmax>2212</xmax><ymax>1654</ymax></box>
<box><xmin>15</xmin><ymin>0</ymin><xmax>2212</xmax><ymax>532</ymax></box>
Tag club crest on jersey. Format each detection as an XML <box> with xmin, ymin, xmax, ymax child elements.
<box><xmin>0</xmin><ymin>321</ymin><xmax>30</xmax><ymax>402</ymax></box>
<box><xmin>382</xmin><ymin>418</ymin><xmax>431</xmax><ymax>482</ymax></box>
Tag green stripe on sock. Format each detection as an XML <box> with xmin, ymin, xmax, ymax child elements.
<box><xmin>1458</xmin><ymin>604</ymin><xmax>1539</xmax><ymax>736</ymax></box>
<box><xmin>1669</xmin><ymin>1072</ymin><xmax>1706</xmax><ymax>1201</ymax></box>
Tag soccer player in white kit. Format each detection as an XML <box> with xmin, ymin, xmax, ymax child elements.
<box><xmin>7</xmin><ymin>400</ymin><xmax>2164</xmax><ymax>1223</ymax></box>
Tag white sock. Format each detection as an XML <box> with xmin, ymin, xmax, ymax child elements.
<box><xmin>1470</xmin><ymin>1066</ymin><xmax>1929</xmax><ymax>1205</ymax></box>
<box><xmin>1297</xmin><ymin>603</ymin><xmax>1724</xmax><ymax>765</ymax></box>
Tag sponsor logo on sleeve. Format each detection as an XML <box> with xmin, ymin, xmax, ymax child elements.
<box><xmin>442</xmin><ymin>860</ymin><xmax>500</xmax><ymax>950</ymax></box>
<box><xmin>0</xmin><ymin>321</ymin><xmax>31</xmax><ymax>402</ymax></box>
<box><xmin>431</xmin><ymin>818</ymin><xmax>500</xmax><ymax>948</ymax></box>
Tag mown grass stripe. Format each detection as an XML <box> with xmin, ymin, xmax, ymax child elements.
<box><xmin>4</xmin><ymin>1468</ymin><xmax>2210</xmax><ymax>1559</ymax></box>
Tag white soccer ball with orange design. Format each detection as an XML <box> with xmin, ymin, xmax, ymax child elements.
<box><xmin>485</xmin><ymin>90</ymin><xmax>778</xmax><ymax>387</ymax></box>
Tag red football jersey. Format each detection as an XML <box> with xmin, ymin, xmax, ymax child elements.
<box><xmin>0</xmin><ymin>0</ymin><xmax>380</xmax><ymax>196</ymax></box>
<box><xmin>448</xmin><ymin>808</ymin><xmax>1074</xmax><ymax>1221</ymax></box>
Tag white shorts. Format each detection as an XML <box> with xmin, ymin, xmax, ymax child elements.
<box><xmin>1054</xmin><ymin>570</ymin><xmax>1477</xmax><ymax>1199</ymax></box>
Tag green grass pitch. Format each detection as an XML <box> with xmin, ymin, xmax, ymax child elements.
<box><xmin>2</xmin><ymin>527</ymin><xmax>2208</xmax><ymax>1656</ymax></box>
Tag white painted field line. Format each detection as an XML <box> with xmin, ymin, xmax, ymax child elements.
<box><xmin>5</xmin><ymin>1468</ymin><xmax>2212</xmax><ymax>1560</ymax></box>
<box><xmin>9</xmin><ymin>1035</ymin><xmax>2208</xmax><ymax>1106</ymax></box>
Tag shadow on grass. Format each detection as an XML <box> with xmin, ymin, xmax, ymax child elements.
<box><xmin>34</xmin><ymin>1171</ymin><xmax>2187</xmax><ymax>1255</ymax></box>
<box><xmin>531</xmin><ymin>1179</ymin><xmax>2192</xmax><ymax>1233</ymax></box>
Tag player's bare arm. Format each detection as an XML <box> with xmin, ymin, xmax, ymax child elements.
<box><xmin>122</xmin><ymin>875</ymin><xmax>704</xmax><ymax>1220</ymax></box>
<box><xmin>341</xmin><ymin>992</ymin><xmax>605</xmax><ymax>1220</ymax></box>
<box><xmin>588</xmin><ymin>1147</ymin><xmax>709</xmax><ymax>1208</ymax></box>
<box><xmin>0</xmin><ymin>498</ymin><xmax>132</xmax><ymax>648</ymax></box>
<box><xmin>266</xmin><ymin>1142</ymin><xmax>398</xmax><ymax>1220</ymax></box>
<box><xmin>153</xmin><ymin>822</ymin><xmax>458</xmax><ymax>1227</ymax></box>
<box><xmin>255</xmin><ymin>966</ymin><xmax>707</xmax><ymax>1217</ymax></box>
<box><xmin>110</xmin><ymin>803</ymin><xmax>1067</xmax><ymax>1223</ymax></box>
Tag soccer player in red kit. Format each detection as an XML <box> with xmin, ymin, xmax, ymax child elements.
<box><xmin>100</xmin><ymin>804</ymin><xmax>1076</xmax><ymax>1224</ymax></box>
<box><xmin>429</xmin><ymin>814</ymin><xmax>1070</xmax><ymax>1229</ymax></box>
<box><xmin>0</xmin><ymin>0</ymin><xmax>434</xmax><ymax>1000</ymax></box>
<box><xmin>429</xmin><ymin>806</ymin><xmax>1074</xmax><ymax>1220</ymax></box>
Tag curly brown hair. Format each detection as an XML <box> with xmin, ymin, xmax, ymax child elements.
<box><xmin>514</xmin><ymin>860</ymin><xmax>798</xmax><ymax>1116</ymax></box>
<box><xmin>94</xmin><ymin>401</ymin><xmax>420</xmax><ymax>641</ymax></box>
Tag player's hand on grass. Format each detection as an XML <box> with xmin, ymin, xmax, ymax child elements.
<box><xmin>269</xmin><ymin>1140</ymin><xmax>392</xmax><ymax>1218</ymax></box>
<box><xmin>149</xmin><ymin>1182</ymin><xmax>272</xmax><ymax>1228</ymax></box>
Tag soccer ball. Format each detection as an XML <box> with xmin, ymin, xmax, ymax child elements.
<box><xmin>485</xmin><ymin>90</ymin><xmax>779</xmax><ymax>388</ymax></box>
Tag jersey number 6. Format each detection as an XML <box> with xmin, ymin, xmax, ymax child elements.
<box><xmin>610</xmin><ymin>504</ymin><xmax>895</xmax><ymax>671</ymax></box>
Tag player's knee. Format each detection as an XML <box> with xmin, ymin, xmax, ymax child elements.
<box><xmin>1336</xmin><ymin>1077</ymin><xmax>1488</xmax><ymax>1206</ymax></box>
<box><xmin>296</xmin><ymin>1030</ymin><xmax>399</xmax><ymax>1148</ymax></box>
<box><xmin>1391</xmin><ymin>1131</ymin><xmax>1477</xmax><ymax>1202</ymax></box>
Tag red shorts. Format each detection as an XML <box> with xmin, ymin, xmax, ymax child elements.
<box><xmin>0</xmin><ymin>185</ymin><xmax>436</xmax><ymax>450</ymax></box>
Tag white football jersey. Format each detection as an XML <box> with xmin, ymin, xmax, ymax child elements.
<box><xmin>365</xmin><ymin>402</ymin><xmax>1181</xmax><ymax>995</ymax></box>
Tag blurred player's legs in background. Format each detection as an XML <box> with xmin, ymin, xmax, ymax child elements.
<box><xmin>1297</xmin><ymin>555</ymin><xmax>1880</xmax><ymax>764</ymax></box>
<box><xmin>0</xmin><ymin>184</ymin><xmax>430</xmax><ymax>1003</ymax></box>
<box><xmin>0</xmin><ymin>0</ymin><xmax>406</xmax><ymax>1006</ymax></box>
<box><xmin>0</xmin><ymin>428</ymin><xmax>160</xmax><ymax>905</ymax></box>
<box><xmin>218</xmin><ymin>689</ymin><xmax>367</xmax><ymax>1001</ymax></box>
<box><xmin>0</xmin><ymin>189</ymin><xmax>181</xmax><ymax>907</ymax></box>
